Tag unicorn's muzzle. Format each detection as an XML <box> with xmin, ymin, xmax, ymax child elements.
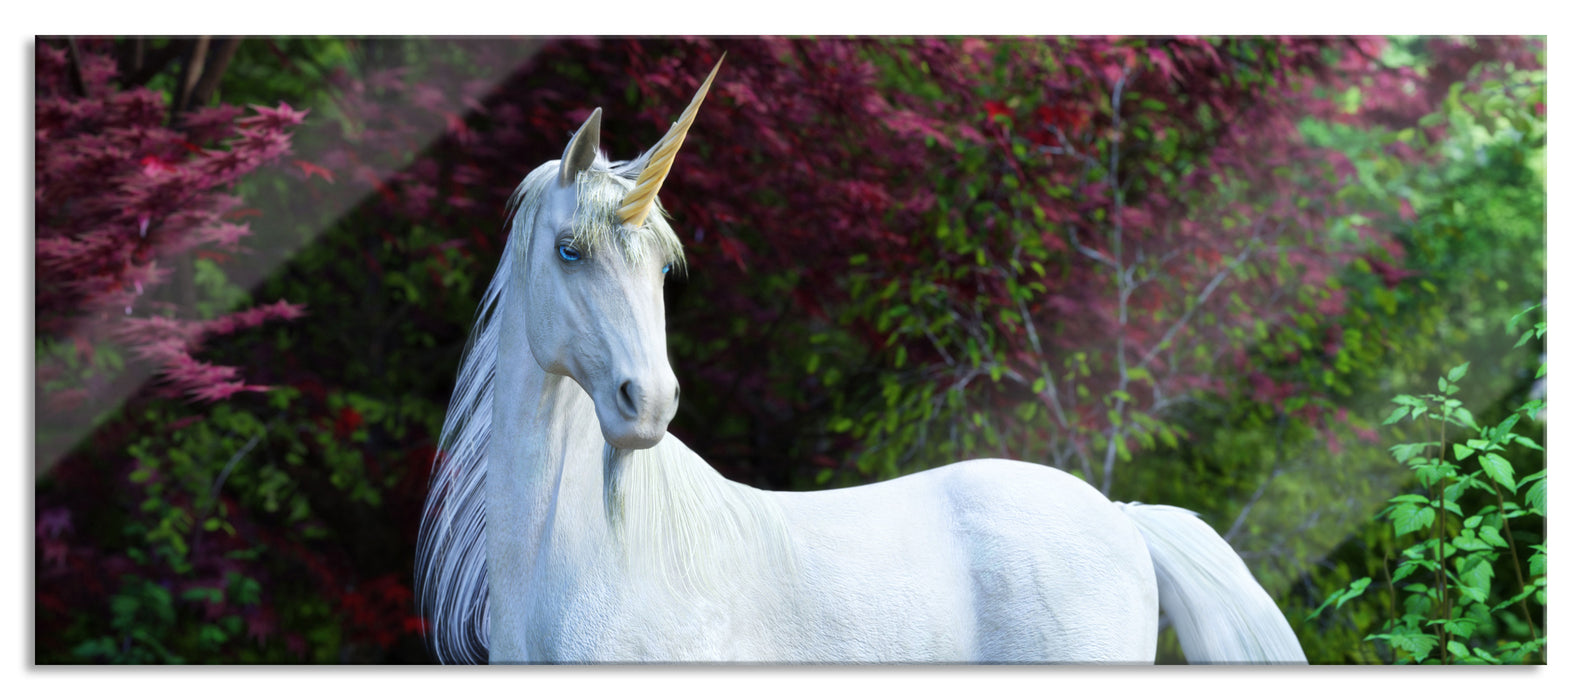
<box><xmin>599</xmin><ymin>371</ymin><xmax>679</xmax><ymax>450</ymax></box>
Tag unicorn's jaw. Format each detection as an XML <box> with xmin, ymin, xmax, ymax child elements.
<box><xmin>589</xmin><ymin>364</ymin><xmax>679</xmax><ymax>450</ymax></box>
<box><xmin>599</xmin><ymin>414</ymin><xmax>671</xmax><ymax>450</ymax></box>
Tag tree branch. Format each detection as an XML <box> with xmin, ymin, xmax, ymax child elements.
<box><xmin>122</xmin><ymin>40</ymin><xmax>187</xmax><ymax>89</ymax></box>
<box><xmin>1225</xmin><ymin>467</ymin><xmax>1284</xmax><ymax>545</ymax></box>
<box><xmin>1100</xmin><ymin>67</ymin><xmax>1131</xmax><ymax>497</ymax></box>
<box><xmin>171</xmin><ymin>36</ymin><xmax>212</xmax><ymax>120</ymax></box>
<box><xmin>1001</xmin><ymin>266</ymin><xmax>1093</xmax><ymax>483</ymax></box>
<box><xmin>63</xmin><ymin>37</ymin><xmax>88</xmax><ymax>97</ymax></box>
<box><xmin>188</xmin><ymin>37</ymin><xmax>243</xmax><ymax>112</ymax></box>
<box><xmin>1139</xmin><ymin>222</ymin><xmax>1279</xmax><ymax>368</ymax></box>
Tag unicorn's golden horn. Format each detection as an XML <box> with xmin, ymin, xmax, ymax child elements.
<box><xmin>617</xmin><ymin>55</ymin><xmax>725</xmax><ymax>227</ymax></box>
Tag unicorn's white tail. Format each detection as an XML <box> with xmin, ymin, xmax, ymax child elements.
<box><xmin>1118</xmin><ymin>502</ymin><xmax>1307</xmax><ymax>664</ymax></box>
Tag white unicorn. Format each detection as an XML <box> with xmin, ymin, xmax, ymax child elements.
<box><xmin>415</xmin><ymin>57</ymin><xmax>1307</xmax><ymax>664</ymax></box>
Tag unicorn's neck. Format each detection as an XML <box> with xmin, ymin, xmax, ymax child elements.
<box><xmin>483</xmin><ymin>283</ymin><xmax>797</xmax><ymax>662</ymax></box>
<box><xmin>488</xmin><ymin>287</ymin><xmax>615</xmax><ymax>528</ymax></box>
<box><xmin>484</xmin><ymin>284</ymin><xmax>609</xmax><ymax>662</ymax></box>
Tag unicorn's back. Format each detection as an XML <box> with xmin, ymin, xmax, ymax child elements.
<box><xmin>770</xmin><ymin>459</ymin><xmax>1159</xmax><ymax>662</ymax></box>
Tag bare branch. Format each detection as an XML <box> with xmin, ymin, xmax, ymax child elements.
<box><xmin>1065</xmin><ymin>224</ymin><xmax>1111</xmax><ymax>265</ymax></box>
<box><xmin>1100</xmin><ymin>67</ymin><xmax>1131</xmax><ymax>497</ymax></box>
<box><xmin>1225</xmin><ymin>468</ymin><xmax>1285</xmax><ymax>545</ymax></box>
<box><xmin>64</xmin><ymin>37</ymin><xmax>88</xmax><ymax>97</ymax></box>
<box><xmin>122</xmin><ymin>40</ymin><xmax>186</xmax><ymax>88</ymax></box>
<box><xmin>1008</xmin><ymin>271</ymin><xmax>1095</xmax><ymax>483</ymax></box>
<box><xmin>1139</xmin><ymin>222</ymin><xmax>1282</xmax><ymax>368</ymax></box>
<box><xmin>209</xmin><ymin>430</ymin><xmax>264</xmax><ymax>504</ymax></box>
<box><xmin>172</xmin><ymin>37</ymin><xmax>212</xmax><ymax>119</ymax></box>
<box><xmin>920</xmin><ymin>322</ymin><xmax>956</xmax><ymax>366</ymax></box>
<box><xmin>188</xmin><ymin>37</ymin><xmax>244</xmax><ymax>112</ymax></box>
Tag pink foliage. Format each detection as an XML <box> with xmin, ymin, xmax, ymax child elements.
<box><xmin>35</xmin><ymin>41</ymin><xmax>305</xmax><ymax>407</ymax></box>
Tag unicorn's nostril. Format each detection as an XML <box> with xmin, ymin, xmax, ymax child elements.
<box><xmin>617</xmin><ymin>381</ymin><xmax>639</xmax><ymax>418</ymax></box>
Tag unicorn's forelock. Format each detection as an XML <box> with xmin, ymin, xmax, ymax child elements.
<box><xmin>509</xmin><ymin>155</ymin><xmax>687</xmax><ymax>273</ymax></box>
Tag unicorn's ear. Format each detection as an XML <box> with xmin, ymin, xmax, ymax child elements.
<box><xmin>559</xmin><ymin>107</ymin><xmax>602</xmax><ymax>186</ymax></box>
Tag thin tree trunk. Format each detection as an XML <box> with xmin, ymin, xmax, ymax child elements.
<box><xmin>189</xmin><ymin>37</ymin><xmax>243</xmax><ymax>109</ymax></box>
<box><xmin>64</xmin><ymin>37</ymin><xmax>88</xmax><ymax>97</ymax></box>
<box><xmin>167</xmin><ymin>36</ymin><xmax>244</xmax><ymax>318</ymax></box>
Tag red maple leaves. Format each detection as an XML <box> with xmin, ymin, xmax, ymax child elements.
<box><xmin>36</xmin><ymin>41</ymin><xmax>308</xmax><ymax>408</ymax></box>
<box><xmin>293</xmin><ymin>159</ymin><xmax>335</xmax><ymax>183</ymax></box>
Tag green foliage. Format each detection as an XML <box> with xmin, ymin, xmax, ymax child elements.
<box><xmin>38</xmin><ymin>36</ymin><xmax>1544</xmax><ymax>665</ymax></box>
<box><xmin>1302</xmin><ymin>42</ymin><xmax>1546</xmax><ymax>381</ymax></box>
<box><xmin>70</xmin><ymin>573</ymin><xmax>266</xmax><ymax>664</ymax></box>
<box><xmin>219</xmin><ymin>38</ymin><xmax>358</xmax><ymax>109</ymax></box>
<box><xmin>44</xmin><ymin>377</ymin><xmax>439</xmax><ymax>663</ymax></box>
<box><xmin>1105</xmin><ymin>39</ymin><xmax>1545</xmax><ymax>664</ymax></box>
<box><xmin>1308</xmin><ymin>308</ymin><xmax>1545</xmax><ymax>664</ymax></box>
<box><xmin>812</xmin><ymin>39</ymin><xmax>1360</xmax><ymax>494</ymax></box>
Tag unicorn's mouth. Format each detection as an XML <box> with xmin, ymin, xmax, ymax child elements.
<box><xmin>597</xmin><ymin>412</ymin><xmax>671</xmax><ymax>450</ymax></box>
<box><xmin>601</xmin><ymin>422</ymin><xmax>666</xmax><ymax>450</ymax></box>
<box><xmin>594</xmin><ymin>377</ymin><xmax>679</xmax><ymax>450</ymax></box>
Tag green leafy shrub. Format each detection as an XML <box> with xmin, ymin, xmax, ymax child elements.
<box><xmin>1309</xmin><ymin>305</ymin><xmax>1545</xmax><ymax>663</ymax></box>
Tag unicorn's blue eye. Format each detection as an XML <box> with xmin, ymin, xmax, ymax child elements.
<box><xmin>661</xmin><ymin>263</ymin><xmax>672</xmax><ymax>276</ymax></box>
<box><xmin>557</xmin><ymin>244</ymin><xmax>581</xmax><ymax>262</ymax></box>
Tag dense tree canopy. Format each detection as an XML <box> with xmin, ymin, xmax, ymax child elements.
<box><xmin>34</xmin><ymin>36</ymin><xmax>1543</xmax><ymax>664</ymax></box>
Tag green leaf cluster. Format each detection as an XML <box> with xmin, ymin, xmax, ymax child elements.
<box><xmin>1308</xmin><ymin>308</ymin><xmax>1546</xmax><ymax>664</ymax></box>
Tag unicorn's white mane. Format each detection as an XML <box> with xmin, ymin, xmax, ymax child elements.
<box><xmin>603</xmin><ymin>441</ymin><xmax>796</xmax><ymax>603</ymax></box>
<box><xmin>414</xmin><ymin>150</ymin><xmax>745</xmax><ymax>663</ymax></box>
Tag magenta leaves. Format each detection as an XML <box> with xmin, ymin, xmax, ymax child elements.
<box><xmin>36</xmin><ymin>41</ymin><xmax>306</xmax><ymax>412</ymax></box>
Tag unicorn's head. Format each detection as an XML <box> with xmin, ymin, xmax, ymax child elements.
<box><xmin>508</xmin><ymin>58</ymin><xmax>722</xmax><ymax>450</ymax></box>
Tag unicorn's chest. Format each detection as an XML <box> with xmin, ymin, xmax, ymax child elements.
<box><xmin>524</xmin><ymin>566</ymin><xmax>784</xmax><ymax>662</ymax></box>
